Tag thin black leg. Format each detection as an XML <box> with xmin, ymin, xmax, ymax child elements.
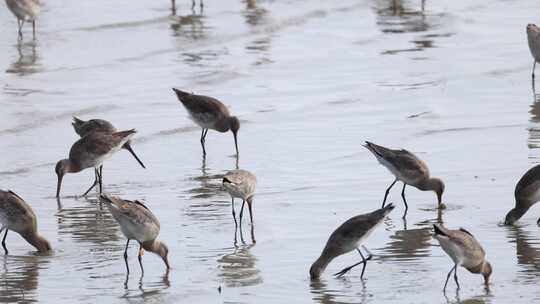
<box><xmin>200</xmin><ymin>129</ymin><xmax>207</xmax><ymax>156</ymax></box>
<box><xmin>333</xmin><ymin>247</ymin><xmax>373</xmax><ymax>277</ymax></box>
<box><xmin>533</xmin><ymin>60</ymin><xmax>537</xmax><ymax>80</ymax></box>
<box><xmin>32</xmin><ymin>20</ymin><xmax>36</xmax><ymax>39</ymax></box>
<box><xmin>382</xmin><ymin>178</ymin><xmax>398</xmax><ymax>208</ymax></box>
<box><xmin>2</xmin><ymin>229</ymin><xmax>8</xmax><ymax>255</ymax></box>
<box><xmin>239</xmin><ymin>200</ymin><xmax>246</xmax><ymax>225</ymax></box>
<box><xmin>401</xmin><ymin>183</ymin><xmax>408</xmax><ymax>218</ymax></box>
<box><xmin>138</xmin><ymin>243</ymin><xmax>144</xmax><ymax>275</ymax></box>
<box><xmin>17</xmin><ymin>20</ymin><xmax>23</xmax><ymax>40</ymax></box>
<box><xmin>453</xmin><ymin>265</ymin><xmax>460</xmax><ymax>290</ymax></box>
<box><xmin>0</xmin><ymin>227</ymin><xmax>8</xmax><ymax>254</ymax></box>
<box><xmin>171</xmin><ymin>0</ymin><xmax>176</xmax><ymax>14</ymax></box>
<box><xmin>82</xmin><ymin>170</ymin><xmax>99</xmax><ymax>196</ymax></box>
<box><xmin>358</xmin><ymin>248</ymin><xmax>369</xmax><ymax>279</ymax></box>
<box><xmin>443</xmin><ymin>265</ymin><xmax>456</xmax><ymax>291</ymax></box>
<box><xmin>98</xmin><ymin>166</ymin><xmax>103</xmax><ymax>193</ymax></box>
<box><xmin>231</xmin><ymin>198</ymin><xmax>238</xmax><ymax>228</ymax></box>
<box><xmin>124</xmin><ymin>239</ymin><xmax>130</xmax><ymax>275</ymax></box>
<box><xmin>247</xmin><ymin>200</ymin><xmax>254</xmax><ymax>225</ymax></box>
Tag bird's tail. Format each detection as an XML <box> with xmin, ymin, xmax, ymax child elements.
<box><xmin>71</xmin><ymin>116</ymin><xmax>85</xmax><ymax>132</ymax></box>
<box><xmin>433</xmin><ymin>224</ymin><xmax>448</xmax><ymax>236</ymax></box>
<box><xmin>172</xmin><ymin>88</ymin><xmax>191</xmax><ymax>101</ymax></box>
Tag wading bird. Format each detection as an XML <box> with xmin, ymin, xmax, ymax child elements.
<box><xmin>433</xmin><ymin>224</ymin><xmax>492</xmax><ymax>292</ymax></box>
<box><xmin>364</xmin><ymin>141</ymin><xmax>445</xmax><ymax>217</ymax></box>
<box><xmin>310</xmin><ymin>204</ymin><xmax>394</xmax><ymax>279</ymax></box>
<box><xmin>0</xmin><ymin>190</ymin><xmax>51</xmax><ymax>254</ymax></box>
<box><xmin>222</xmin><ymin>170</ymin><xmax>257</xmax><ymax>227</ymax></box>
<box><xmin>172</xmin><ymin>88</ymin><xmax>240</xmax><ymax>157</ymax></box>
<box><xmin>5</xmin><ymin>0</ymin><xmax>40</xmax><ymax>40</ymax></box>
<box><xmin>55</xmin><ymin>130</ymin><xmax>136</xmax><ymax>197</ymax></box>
<box><xmin>101</xmin><ymin>195</ymin><xmax>170</xmax><ymax>274</ymax></box>
<box><xmin>505</xmin><ymin>164</ymin><xmax>540</xmax><ymax>225</ymax></box>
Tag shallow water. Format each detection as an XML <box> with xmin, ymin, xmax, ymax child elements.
<box><xmin>1</xmin><ymin>0</ymin><xmax>540</xmax><ymax>303</ymax></box>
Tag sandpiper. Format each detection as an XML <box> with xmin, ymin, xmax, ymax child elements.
<box><xmin>364</xmin><ymin>141</ymin><xmax>445</xmax><ymax>216</ymax></box>
<box><xmin>0</xmin><ymin>190</ymin><xmax>51</xmax><ymax>254</ymax></box>
<box><xmin>222</xmin><ymin>170</ymin><xmax>257</xmax><ymax>227</ymax></box>
<box><xmin>71</xmin><ymin>117</ymin><xmax>146</xmax><ymax>191</ymax></box>
<box><xmin>55</xmin><ymin>130</ymin><xmax>136</xmax><ymax>197</ymax></box>
<box><xmin>527</xmin><ymin>24</ymin><xmax>540</xmax><ymax>80</ymax></box>
<box><xmin>101</xmin><ymin>195</ymin><xmax>170</xmax><ymax>274</ymax></box>
<box><xmin>433</xmin><ymin>224</ymin><xmax>492</xmax><ymax>291</ymax></box>
<box><xmin>505</xmin><ymin>164</ymin><xmax>540</xmax><ymax>225</ymax></box>
<box><xmin>5</xmin><ymin>0</ymin><xmax>40</xmax><ymax>40</ymax></box>
<box><xmin>172</xmin><ymin>88</ymin><xmax>240</xmax><ymax>156</ymax></box>
<box><xmin>309</xmin><ymin>204</ymin><xmax>395</xmax><ymax>280</ymax></box>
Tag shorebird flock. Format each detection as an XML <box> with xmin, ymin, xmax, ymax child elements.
<box><xmin>4</xmin><ymin>0</ymin><xmax>540</xmax><ymax>296</ymax></box>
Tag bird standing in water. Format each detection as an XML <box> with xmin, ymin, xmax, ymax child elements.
<box><xmin>71</xmin><ymin>117</ymin><xmax>146</xmax><ymax>196</ymax></box>
<box><xmin>505</xmin><ymin>164</ymin><xmax>540</xmax><ymax>225</ymax></box>
<box><xmin>310</xmin><ymin>204</ymin><xmax>394</xmax><ymax>280</ymax></box>
<box><xmin>55</xmin><ymin>130</ymin><xmax>136</xmax><ymax>197</ymax></box>
<box><xmin>527</xmin><ymin>24</ymin><xmax>540</xmax><ymax>81</ymax></box>
<box><xmin>101</xmin><ymin>195</ymin><xmax>170</xmax><ymax>274</ymax></box>
<box><xmin>364</xmin><ymin>141</ymin><xmax>445</xmax><ymax>217</ymax></box>
<box><xmin>433</xmin><ymin>224</ymin><xmax>492</xmax><ymax>291</ymax></box>
<box><xmin>222</xmin><ymin>170</ymin><xmax>257</xmax><ymax>227</ymax></box>
<box><xmin>0</xmin><ymin>190</ymin><xmax>51</xmax><ymax>254</ymax></box>
<box><xmin>5</xmin><ymin>0</ymin><xmax>40</xmax><ymax>40</ymax></box>
<box><xmin>172</xmin><ymin>88</ymin><xmax>240</xmax><ymax>157</ymax></box>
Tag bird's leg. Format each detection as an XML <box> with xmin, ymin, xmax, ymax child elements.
<box><xmin>333</xmin><ymin>247</ymin><xmax>372</xmax><ymax>278</ymax></box>
<box><xmin>358</xmin><ymin>247</ymin><xmax>370</xmax><ymax>279</ymax></box>
<box><xmin>443</xmin><ymin>265</ymin><xmax>456</xmax><ymax>292</ymax></box>
<box><xmin>81</xmin><ymin>169</ymin><xmax>99</xmax><ymax>197</ymax></box>
<box><xmin>0</xmin><ymin>228</ymin><xmax>6</xmax><ymax>255</ymax></box>
<box><xmin>171</xmin><ymin>0</ymin><xmax>176</xmax><ymax>15</ymax></box>
<box><xmin>453</xmin><ymin>265</ymin><xmax>460</xmax><ymax>290</ymax></box>
<box><xmin>32</xmin><ymin>20</ymin><xmax>36</xmax><ymax>40</ymax></box>
<box><xmin>382</xmin><ymin>178</ymin><xmax>398</xmax><ymax>208</ymax></box>
<box><xmin>247</xmin><ymin>199</ymin><xmax>254</xmax><ymax>225</ymax></box>
<box><xmin>239</xmin><ymin>200</ymin><xmax>246</xmax><ymax>225</ymax></box>
<box><xmin>98</xmin><ymin>166</ymin><xmax>104</xmax><ymax>193</ymax></box>
<box><xmin>533</xmin><ymin>60</ymin><xmax>537</xmax><ymax>80</ymax></box>
<box><xmin>401</xmin><ymin>183</ymin><xmax>408</xmax><ymax>218</ymax></box>
<box><xmin>124</xmin><ymin>239</ymin><xmax>130</xmax><ymax>275</ymax></box>
<box><xmin>250</xmin><ymin>222</ymin><xmax>256</xmax><ymax>244</ymax></box>
<box><xmin>138</xmin><ymin>243</ymin><xmax>144</xmax><ymax>275</ymax></box>
<box><xmin>200</xmin><ymin>129</ymin><xmax>207</xmax><ymax>156</ymax></box>
<box><xmin>200</xmin><ymin>0</ymin><xmax>204</xmax><ymax>11</ymax></box>
<box><xmin>18</xmin><ymin>20</ymin><xmax>24</xmax><ymax>40</ymax></box>
<box><xmin>231</xmin><ymin>198</ymin><xmax>238</xmax><ymax>228</ymax></box>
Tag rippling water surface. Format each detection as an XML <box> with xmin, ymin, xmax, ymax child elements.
<box><xmin>1</xmin><ymin>0</ymin><xmax>540</xmax><ymax>303</ymax></box>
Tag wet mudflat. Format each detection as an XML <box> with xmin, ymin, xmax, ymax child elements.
<box><xmin>1</xmin><ymin>0</ymin><xmax>540</xmax><ymax>303</ymax></box>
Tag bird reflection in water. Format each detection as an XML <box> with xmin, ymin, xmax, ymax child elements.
<box><xmin>217</xmin><ymin>243</ymin><xmax>262</xmax><ymax>288</ymax></box>
<box><xmin>309</xmin><ymin>278</ymin><xmax>367</xmax><ymax>304</ymax></box>
<box><xmin>170</xmin><ymin>3</ymin><xmax>206</xmax><ymax>41</ymax></box>
<box><xmin>506</xmin><ymin>225</ymin><xmax>540</xmax><ymax>281</ymax></box>
<box><xmin>243</xmin><ymin>0</ymin><xmax>273</xmax><ymax>66</ymax></box>
<box><xmin>374</xmin><ymin>0</ymin><xmax>452</xmax><ymax>56</ymax></box>
<box><xmin>528</xmin><ymin>85</ymin><xmax>540</xmax><ymax>149</ymax></box>
<box><xmin>6</xmin><ymin>41</ymin><xmax>41</xmax><ymax>76</ymax></box>
<box><xmin>122</xmin><ymin>271</ymin><xmax>170</xmax><ymax>300</ymax></box>
<box><xmin>0</xmin><ymin>255</ymin><xmax>49</xmax><ymax>303</ymax></box>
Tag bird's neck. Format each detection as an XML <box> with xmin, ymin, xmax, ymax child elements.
<box><xmin>310</xmin><ymin>254</ymin><xmax>332</xmax><ymax>279</ymax></box>
<box><xmin>142</xmin><ymin>240</ymin><xmax>160</xmax><ymax>253</ymax></box>
<box><xmin>23</xmin><ymin>233</ymin><xmax>50</xmax><ymax>252</ymax></box>
<box><xmin>214</xmin><ymin>117</ymin><xmax>231</xmax><ymax>133</ymax></box>
<box><xmin>417</xmin><ymin>178</ymin><xmax>438</xmax><ymax>191</ymax></box>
